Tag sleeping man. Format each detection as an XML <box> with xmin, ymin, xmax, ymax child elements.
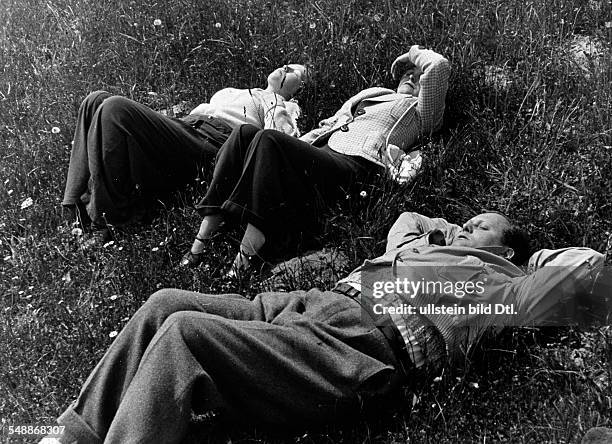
<box><xmin>44</xmin><ymin>211</ymin><xmax>605</xmax><ymax>443</ymax></box>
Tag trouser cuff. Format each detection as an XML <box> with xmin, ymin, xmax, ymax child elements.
<box><xmin>57</xmin><ymin>406</ymin><xmax>102</xmax><ymax>444</ymax></box>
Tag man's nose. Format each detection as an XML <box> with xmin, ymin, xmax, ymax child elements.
<box><xmin>462</xmin><ymin>223</ymin><xmax>473</xmax><ymax>233</ymax></box>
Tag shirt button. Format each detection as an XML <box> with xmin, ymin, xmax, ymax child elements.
<box><xmin>412</xmin><ymin>248</ymin><xmax>419</xmax><ymax>253</ymax></box>
<box><xmin>356</xmin><ymin>109</ymin><xmax>365</xmax><ymax>116</ymax></box>
<box><xmin>340</xmin><ymin>124</ymin><xmax>349</xmax><ymax>132</ymax></box>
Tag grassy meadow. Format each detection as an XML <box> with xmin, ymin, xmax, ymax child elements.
<box><xmin>1</xmin><ymin>0</ymin><xmax>612</xmax><ymax>442</ymax></box>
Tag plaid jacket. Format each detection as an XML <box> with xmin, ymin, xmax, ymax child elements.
<box><xmin>300</xmin><ymin>46</ymin><xmax>450</xmax><ymax>168</ymax></box>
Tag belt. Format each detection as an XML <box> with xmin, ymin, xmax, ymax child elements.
<box><xmin>182</xmin><ymin>114</ymin><xmax>231</xmax><ymax>130</ymax></box>
<box><xmin>333</xmin><ymin>283</ymin><xmax>415</xmax><ymax>379</ymax></box>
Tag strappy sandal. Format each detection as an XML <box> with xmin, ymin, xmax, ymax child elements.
<box><xmin>179</xmin><ymin>237</ymin><xmax>210</xmax><ymax>268</ymax></box>
<box><xmin>225</xmin><ymin>248</ymin><xmax>265</xmax><ymax>280</ymax></box>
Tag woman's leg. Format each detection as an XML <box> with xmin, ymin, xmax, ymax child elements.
<box><xmin>226</xmin><ymin>223</ymin><xmax>267</xmax><ymax>278</ymax></box>
<box><xmin>181</xmin><ymin>124</ymin><xmax>262</xmax><ymax>266</ymax></box>
<box><xmin>220</xmin><ymin>130</ymin><xmax>376</xmax><ymax>233</ymax></box>
<box><xmin>221</xmin><ymin>130</ymin><xmax>378</xmax><ymax>266</ymax></box>
<box><xmin>187</xmin><ymin>126</ymin><xmax>378</xmax><ymax>270</ymax></box>
<box><xmin>194</xmin><ymin>123</ymin><xmax>263</xmax><ymax>215</ymax></box>
<box><xmin>63</xmin><ymin>91</ymin><xmax>113</xmax><ymax>226</ymax></box>
<box><xmin>180</xmin><ymin>214</ymin><xmax>225</xmax><ymax>267</ymax></box>
<box><xmin>64</xmin><ymin>93</ymin><xmax>231</xmax><ymax>229</ymax></box>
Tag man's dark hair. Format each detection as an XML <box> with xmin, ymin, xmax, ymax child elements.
<box><xmin>501</xmin><ymin>226</ymin><xmax>531</xmax><ymax>265</ymax></box>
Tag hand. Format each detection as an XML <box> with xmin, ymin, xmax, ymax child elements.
<box><xmin>390</xmin><ymin>46</ymin><xmax>425</xmax><ymax>80</ymax></box>
<box><xmin>390</xmin><ymin>52</ymin><xmax>414</xmax><ymax>80</ymax></box>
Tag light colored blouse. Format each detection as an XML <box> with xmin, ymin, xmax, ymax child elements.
<box><xmin>189</xmin><ymin>88</ymin><xmax>301</xmax><ymax>136</ymax></box>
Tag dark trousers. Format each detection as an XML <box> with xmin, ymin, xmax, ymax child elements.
<box><xmin>196</xmin><ymin>124</ymin><xmax>382</xmax><ymax>236</ymax></box>
<box><xmin>56</xmin><ymin>289</ymin><xmax>401</xmax><ymax>443</ymax></box>
<box><xmin>62</xmin><ymin>91</ymin><xmax>232</xmax><ymax>228</ymax></box>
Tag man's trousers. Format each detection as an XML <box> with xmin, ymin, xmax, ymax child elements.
<box><xmin>56</xmin><ymin>289</ymin><xmax>401</xmax><ymax>443</ymax></box>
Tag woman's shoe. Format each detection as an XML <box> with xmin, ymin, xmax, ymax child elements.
<box><xmin>226</xmin><ymin>249</ymin><xmax>265</xmax><ymax>280</ymax></box>
<box><xmin>179</xmin><ymin>237</ymin><xmax>209</xmax><ymax>268</ymax></box>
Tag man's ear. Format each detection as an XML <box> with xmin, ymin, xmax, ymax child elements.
<box><xmin>503</xmin><ymin>247</ymin><xmax>515</xmax><ymax>260</ymax></box>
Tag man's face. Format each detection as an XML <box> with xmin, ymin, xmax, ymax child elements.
<box><xmin>451</xmin><ymin>213</ymin><xmax>511</xmax><ymax>248</ymax></box>
<box><xmin>396</xmin><ymin>67</ymin><xmax>422</xmax><ymax>96</ymax></box>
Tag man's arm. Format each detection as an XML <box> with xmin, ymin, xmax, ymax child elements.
<box><xmin>511</xmin><ymin>248</ymin><xmax>605</xmax><ymax>326</ymax></box>
<box><xmin>386</xmin><ymin>212</ymin><xmax>460</xmax><ymax>252</ymax></box>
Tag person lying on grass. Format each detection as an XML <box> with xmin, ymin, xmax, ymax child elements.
<box><xmin>43</xmin><ymin>211</ymin><xmax>605</xmax><ymax>444</ymax></box>
<box><xmin>62</xmin><ymin>64</ymin><xmax>309</xmax><ymax>246</ymax></box>
<box><xmin>179</xmin><ymin>45</ymin><xmax>450</xmax><ymax>278</ymax></box>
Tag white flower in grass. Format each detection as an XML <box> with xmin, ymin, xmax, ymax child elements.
<box><xmin>153</xmin><ymin>19</ymin><xmax>162</xmax><ymax>26</ymax></box>
<box><xmin>51</xmin><ymin>126</ymin><xmax>60</xmax><ymax>134</ymax></box>
<box><xmin>470</xmin><ymin>382</ymin><xmax>479</xmax><ymax>389</ymax></box>
<box><xmin>151</xmin><ymin>246</ymin><xmax>159</xmax><ymax>252</ymax></box>
<box><xmin>109</xmin><ymin>330</ymin><xmax>118</xmax><ymax>338</ymax></box>
<box><xmin>20</xmin><ymin>197</ymin><xmax>33</xmax><ymax>209</ymax></box>
<box><xmin>214</xmin><ymin>22</ymin><xmax>221</xmax><ymax>28</ymax></box>
<box><xmin>109</xmin><ymin>295</ymin><xmax>119</xmax><ymax>301</ymax></box>
<box><xmin>606</xmin><ymin>22</ymin><xmax>612</xmax><ymax>28</ymax></box>
<box><xmin>309</xmin><ymin>23</ymin><xmax>316</xmax><ymax>29</ymax></box>
<box><xmin>359</xmin><ymin>190</ymin><xmax>367</xmax><ymax>198</ymax></box>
